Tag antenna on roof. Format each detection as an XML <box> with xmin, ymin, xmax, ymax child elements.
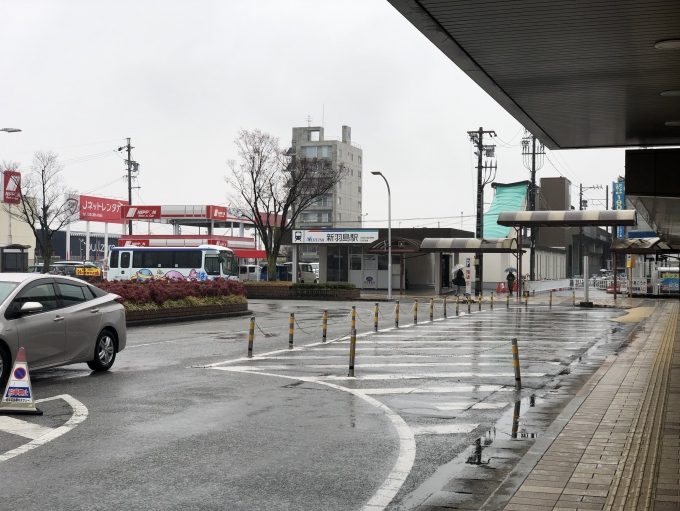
<box><xmin>306</xmin><ymin>115</ymin><xmax>313</xmax><ymax>127</ymax></box>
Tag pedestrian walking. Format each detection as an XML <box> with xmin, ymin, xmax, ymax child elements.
<box><xmin>453</xmin><ymin>268</ymin><xmax>465</xmax><ymax>296</ymax></box>
<box><xmin>507</xmin><ymin>271</ymin><xmax>516</xmax><ymax>296</ymax></box>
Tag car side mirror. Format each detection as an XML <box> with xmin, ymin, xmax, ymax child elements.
<box><xmin>17</xmin><ymin>302</ymin><xmax>43</xmax><ymax>318</ymax></box>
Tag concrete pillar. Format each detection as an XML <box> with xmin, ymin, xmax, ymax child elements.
<box><xmin>319</xmin><ymin>245</ymin><xmax>328</xmax><ymax>283</ymax></box>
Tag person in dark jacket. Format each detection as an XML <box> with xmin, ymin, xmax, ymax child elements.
<box><xmin>507</xmin><ymin>271</ymin><xmax>516</xmax><ymax>296</ymax></box>
<box><xmin>453</xmin><ymin>268</ymin><xmax>465</xmax><ymax>296</ymax></box>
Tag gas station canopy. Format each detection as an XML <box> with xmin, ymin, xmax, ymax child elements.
<box><xmin>421</xmin><ymin>238</ymin><xmax>518</xmax><ymax>253</ymax></box>
<box><xmin>496</xmin><ymin>210</ymin><xmax>637</xmax><ymax>228</ymax></box>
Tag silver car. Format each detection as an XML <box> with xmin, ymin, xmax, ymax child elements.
<box><xmin>0</xmin><ymin>274</ymin><xmax>126</xmax><ymax>387</ymax></box>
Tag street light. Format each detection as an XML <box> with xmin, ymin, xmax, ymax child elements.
<box><xmin>371</xmin><ymin>171</ymin><xmax>392</xmax><ymax>300</ymax></box>
<box><xmin>360</xmin><ymin>213</ymin><xmax>368</xmax><ymax>228</ymax></box>
<box><xmin>2</xmin><ymin>128</ymin><xmax>21</xmax><ymax>244</ymax></box>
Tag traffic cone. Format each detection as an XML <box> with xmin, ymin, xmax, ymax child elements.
<box><xmin>0</xmin><ymin>347</ymin><xmax>42</xmax><ymax>415</ymax></box>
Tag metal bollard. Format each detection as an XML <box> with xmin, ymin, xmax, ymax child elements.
<box><xmin>351</xmin><ymin>305</ymin><xmax>356</xmax><ymax>331</ymax></box>
<box><xmin>443</xmin><ymin>296</ymin><xmax>447</xmax><ymax>318</ymax></box>
<box><xmin>348</xmin><ymin>323</ymin><xmax>356</xmax><ymax>377</ymax></box>
<box><xmin>490</xmin><ymin>292</ymin><xmax>494</xmax><ymax>309</ymax></box>
<box><xmin>456</xmin><ymin>296</ymin><xmax>460</xmax><ymax>316</ymax></box>
<box><xmin>572</xmin><ymin>290</ymin><xmax>575</xmax><ymax>307</ymax></box>
<box><xmin>289</xmin><ymin>313</ymin><xmax>294</xmax><ymax>349</ymax></box>
<box><xmin>525</xmin><ymin>293</ymin><xmax>528</xmax><ymax>308</ymax></box>
<box><xmin>322</xmin><ymin>310</ymin><xmax>328</xmax><ymax>342</ymax></box>
<box><xmin>478</xmin><ymin>293</ymin><xmax>482</xmax><ymax>311</ymax></box>
<box><xmin>374</xmin><ymin>302</ymin><xmax>379</xmax><ymax>332</ymax></box>
<box><xmin>414</xmin><ymin>299</ymin><xmax>418</xmax><ymax>324</ymax></box>
<box><xmin>247</xmin><ymin>316</ymin><xmax>255</xmax><ymax>358</ymax></box>
<box><xmin>467</xmin><ymin>295</ymin><xmax>471</xmax><ymax>313</ymax></box>
<box><xmin>511</xmin><ymin>337</ymin><xmax>522</xmax><ymax>390</ymax></box>
<box><xmin>507</xmin><ymin>292</ymin><xmax>510</xmax><ymax>308</ymax></box>
<box><xmin>395</xmin><ymin>300</ymin><xmax>400</xmax><ymax>328</ymax></box>
<box><xmin>429</xmin><ymin>298</ymin><xmax>434</xmax><ymax>321</ymax></box>
<box><xmin>549</xmin><ymin>290</ymin><xmax>553</xmax><ymax>308</ymax></box>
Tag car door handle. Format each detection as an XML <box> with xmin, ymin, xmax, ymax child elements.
<box><xmin>53</xmin><ymin>316</ymin><xmax>65</xmax><ymax>322</ymax></box>
<box><xmin>90</xmin><ymin>309</ymin><xmax>100</xmax><ymax>313</ymax></box>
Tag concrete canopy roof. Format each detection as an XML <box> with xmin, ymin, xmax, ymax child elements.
<box><xmin>421</xmin><ymin>238</ymin><xmax>518</xmax><ymax>253</ymax></box>
<box><xmin>496</xmin><ymin>210</ymin><xmax>637</xmax><ymax>227</ymax></box>
<box><xmin>387</xmin><ymin>0</ymin><xmax>680</xmax><ymax>149</ymax></box>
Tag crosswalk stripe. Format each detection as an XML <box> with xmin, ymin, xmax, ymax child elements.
<box><xmin>0</xmin><ymin>416</ymin><xmax>54</xmax><ymax>440</ymax></box>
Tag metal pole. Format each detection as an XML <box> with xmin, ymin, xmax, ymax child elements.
<box><xmin>247</xmin><ymin>317</ymin><xmax>255</xmax><ymax>358</ymax></box>
<box><xmin>511</xmin><ymin>337</ymin><xmax>522</xmax><ymax>390</ymax></box>
<box><xmin>374</xmin><ymin>302</ymin><xmax>379</xmax><ymax>332</ymax></box>
<box><xmin>467</xmin><ymin>295</ymin><xmax>471</xmax><ymax>314</ymax></box>
<box><xmin>388</xmin><ymin>180</ymin><xmax>392</xmax><ymax>301</ymax></box>
<box><xmin>413</xmin><ymin>299</ymin><xmax>418</xmax><ymax>325</ymax></box>
<box><xmin>517</xmin><ymin>232</ymin><xmax>523</xmax><ymax>300</ymax></box>
<box><xmin>507</xmin><ymin>292</ymin><xmax>510</xmax><ymax>308</ymax></box>
<box><xmin>549</xmin><ymin>290</ymin><xmax>553</xmax><ymax>308</ymax></box>
<box><xmin>429</xmin><ymin>298</ymin><xmax>434</xmax><ymax>321</ymax></box>
<box><xmin>475</xmin><ymin>128</ymin><xmax>484</xmax><ymax>297</ymax></box>
<box><xmin>288</xmin><ymin>313</ymin><xmax>294</xmax><ymax>349</ymax></box>
<box><xmin>322</xmin><ymin>310</ymin><xmax>328</xmax><ymax>342</ymax></box>
<box><xmin>511</xmin><ymin>400</ymin><xmax>521</xmax><ymax>439</ymax></box>
<box><xmin>478</xmin><ymin>293</ymin><xmax>482</xmax><ymax>311</ymax></box>
<box><xmin>490</xmin><ymin>292</ymin><xmax>494</xmax><ymax>309</ymax></box>
<box><xmin>443</xmin><ymin>296</ymin><xmax>447</xmax><ymax>318</ymax></box>
<box><xmin>584</xmin><ymin>255</ymin><xmax>590</xmax><ymax>303</ymax></box>
<box><xmin>572</xmin><ymin>290</ymin><xmax>575</xmax><ymax>307</ymax></box>
<box><xmin>529</xmin><ymin>135</ymin><xmax>536</xmax><ymax>281</ymax></box>
<box><xmin>456</xmin><ymin>296</ymin><xmax>460</xmax><ymax>316</ymax></box>
<box><xmin>395</xmin><ymin>300</ymin><xmax>399</xmax><ymax>328</ymax></box>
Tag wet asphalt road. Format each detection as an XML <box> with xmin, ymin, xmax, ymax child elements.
<box><xmin>0</xmin><ymin>299</ymin><xmax>636</xmax><ymax>510</ymax></box>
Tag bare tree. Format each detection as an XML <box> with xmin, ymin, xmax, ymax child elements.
<box><xmin>3</xmin><ymin>151</ymin><xmax>78</xmax><ymax>272</ymax></box>
<box><xmin>226</xmin><ymin>129</ymin><xmax>346</xmax><ymax>280</ymax></box>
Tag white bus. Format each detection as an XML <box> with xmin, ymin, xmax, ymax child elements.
<box><xmin>107</xmin><ymin>245</ymin><xmax>238</xmax><ymax>281</ymax></box>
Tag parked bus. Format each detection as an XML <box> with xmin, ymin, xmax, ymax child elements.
<box><xmin>107</xmin><ymin>245</ymin><xmax>238</xmax><ymax>281</ymax></box>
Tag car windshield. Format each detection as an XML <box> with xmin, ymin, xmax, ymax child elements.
<box><xmin>0</xmin><ymin>281</ymin><xmax>19</xmax><ymax>305</ymax></box>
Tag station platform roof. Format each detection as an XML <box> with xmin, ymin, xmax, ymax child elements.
<box><xmin>421</xmin><ymin>238</ymin><xmax>518</xmax><ymax>253</ymax></box>
<box><xmin>497</xmin><ymin>210</ymin><xmax>637</xmax><ymax>228</ymax></box>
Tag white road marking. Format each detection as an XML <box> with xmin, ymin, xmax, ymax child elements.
<box><xmin>433</xmin><ymin>403</ymin><xmax>474</xmax><ymax>410</ymax></box>
<box><xmin>471</xmin><ymin>402</ymin><xmax>510</xmax><ymax>410</ymax></box>
<box><xmin>0</xmin><ymin>394</ymin><xmax>88</xmax><ymax>464</ymax></box>
<box><xmin>361</xmin><ymin>385</ymin><xmax>505</xmax><ymax>395</ymax></box>
<box><xmin>211</xmin><ymin>366</ymin><xmax>415</xmax><ymax>511</ymax></box>
<box><xmin>0</xmin><ymin>416</ymin><xmax>54</xmax><ymax>440</ymax></box>
<box><xmin>410</xmin><ymin>424</ymin><xmax>479</xmax><ymax>435</ymax></box>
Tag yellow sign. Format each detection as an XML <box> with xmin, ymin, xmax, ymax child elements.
<box><xmin>626</xmin><ymin>254</ymin><xmax>636</xmax><ymax>269</ymax></box>
<box><xmin>75</xmin><ymin>267</ymin><xmax>101</xmax><ymax>277</ymax></box>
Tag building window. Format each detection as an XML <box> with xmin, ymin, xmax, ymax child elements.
<box><xmin>358</xmin><ymin>170</ymin><xmax>361</xmax><ymax>178</ymax></box>
<box><xmin>337</xmin><ymin>196</ymin><xmax>341</xmax><ymax>205</ymax></box>
<box><xmin>337</xmin><ymin>213</ymin><xmax>341</xmax><ymax>221</ymax></box>
<box><xmin>313</xmin><ymin>195</ymin><xmax>331</xmax><ymax>207</ymax></box>
<box><xmin>351</xmin><ymin>169</ymin><xmax>353</xmax><ymax>177</ymax></box>
<box><xmin>358</xmin><ymin>156</ymin><xmax>362</xmax><ymax>164</ymax></box>
<box><xmin>338</xmin><ymin>149</ymin><xmax>342</xmax><ymax>158</ymax></box>
<box><xmin>357</xmin><ymin>216</ymin><xmax>361</xmax><ymax>224</ymax></box>
<box><xmin>351</xmin><ymin>154</ymin><xmax>354</xmax><ymax>162</ymax></box>
<box><xmin>310</xmin><ymin>130</ymin><xmax>319</xmax><ymax>141</ymax></box>
<box><xmin>350</xmin><ymin>254</ymin><xmax>362</xmax><ymax>271</ymax></box>
<box><xmin>302</xmin><ymin>146</ymin><xmax>317</xmax><ymax>158</ymax></box>
<box><xmin>358</xmin><ymin>186</ymin><xmax>361</xmax><ymax>194</ymax></box>
<box><xmin>338</xmin><ymin>182</ymin><xmax>342</xmax><ymax>190</ymax></box>
<box><xmin>358</xmin><ymin>201</ymin><xmax>361</xmax><ymax>209</ymax></box>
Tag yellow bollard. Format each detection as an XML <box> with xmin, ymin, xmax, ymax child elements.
<box><xmin>511</xmin><ymin>337</ymin><xmax>522</xmax><ymax>390</ymax></box>
<box><xmin>467</xmin><ymin>295</ymin><xmax>471</xmax><ymax>313</ymax></box>
<box><xmin>374</xmin><ymin>302</ymin><xmax>379</xmax><ymax>332</ymax></box>
<box><xmin>506</xmin><ymin>292</ymin><xmax>510</xmax><ymax>308</ymax></box>
<box><xmin>443</xmin><ymin>296</ymin><xmax>447</xmax><ymax>318</ymax></box>
<box><xmin>456</xmin><ymin>296</ymin><xmax>460</xmax><ymax>316</ymax></box>
<box><xmin>322</xmin><ymin>310</ymin><xmax>328</xmax><ymax>342</ymax></box>
<box><xmin>490</xmin><ymin>292</ymin><xmax>494</xmax><ymax>309</ymax></box>
<box><xmin>395</xmin><ymin>300</ymin><xmax>400</xmax><ymax>328</ymax></box>
<box><xmin>429</xmin><ymin>298</ymin><xmax>434</xmax><ymax>321</ymax></box>
<box><xmin>247</xmin><ymin>316</ymin><xmax>255</xmax><ymax>358</ymax></box>
<box><xmin>478</xmin><ymin>293</ymin><xmax>482</xmax><ymax>311</ymax></box>
<box><xmin>288</xmin><ymin>313</ymin><xmax>294</xmax><ymax>349</ymax></box>
<box><xmin>414</xmin><ymin>299</ymin><xmax>418</xmax><ymax>325</ymax></box>
<box><xmin>348</xmin><ymin>307</ymin><xmax>357</xmax><ymax>377</ymax></box>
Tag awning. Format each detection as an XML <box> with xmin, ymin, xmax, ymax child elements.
<box><xmin>496</xmin><ymin>210</ymin><xmax>637</xmax><ymax>227</ymax></box>
<box><xmin>610</xmin><ymin>237</ymin><xmax>672</xmax><ymax>254</ymax></box>
<box><xmin>233</xmin><ymin>249</ymin><xmax>267</xmax><ymax>259</ymax></box>
<box><xmin>421</xmin><ymin>238</ymin><xmax>518</xmax><ymax>253</ymax></box>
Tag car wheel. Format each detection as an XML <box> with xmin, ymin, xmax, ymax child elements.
<box><xmin>87</xmin><ymin>330</ymin><xmax>117</xmax><ymax>372</ymax></box>
<box><xmin>0</xmin><ymin>345</ymin><xmax>10</xmax><ymax>389</ymax></box>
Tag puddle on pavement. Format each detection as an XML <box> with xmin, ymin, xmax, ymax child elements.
<box><xmin>464</xmin><ymin>394</ymin><xmax>542</xmax><ymax>466</ymax></box>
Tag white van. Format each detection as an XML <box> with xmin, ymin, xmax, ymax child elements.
<box><xmin>298</xmin><ymin>263</ymin><xmax>317</xmax><ymax>283</ymax></box>
<box><xmin>239</xmin><ymin>264</ymin><xmax>261</xmax><ymax>282</ymax></box>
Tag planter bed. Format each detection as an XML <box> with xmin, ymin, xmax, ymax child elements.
<box><xmin>126</xmin><ymin>301</ymin><xmax>249</xmax><ymax>326</ymax></box>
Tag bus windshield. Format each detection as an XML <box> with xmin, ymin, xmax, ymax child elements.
<box><xmin>221</xmin><ymin>251</ymin><xmax>238</xmax><ymax>278</ymax></box>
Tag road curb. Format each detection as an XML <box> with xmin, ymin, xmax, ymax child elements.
<box><xmin>126</xmin><ymin>309</ymin><xmax>253</xmax><ymax>328</ymax></box>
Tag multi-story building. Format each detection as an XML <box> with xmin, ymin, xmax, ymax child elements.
<box><xmin>292</xmin><ymin>125</ymin><xmax>363</xmax><ymax>230</ymax></box>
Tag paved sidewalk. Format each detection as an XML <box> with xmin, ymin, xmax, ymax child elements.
<box><xmin>494</xmin><ymin>301</ymin><xmax>679</xmax><ymax>511</ymax></box>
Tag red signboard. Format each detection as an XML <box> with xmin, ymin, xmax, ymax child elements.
<box><xmin>3</xmin><ymin>171</ymin><xmax>21</xmax><ymax>204</ymax></box>
<box><xmin>121</xmin><ymin>205</ymin><xmax>161</xmax><ymax>220</ymax></box>
<box><xmin>79</xmin><ymin>195</ymin><xmax>126</xmax><ymax>223</ymax></box>
<box><xmin>209</xmin><ymin>205</ymin><xmax>227</xmax><ymax>221</ymax></box>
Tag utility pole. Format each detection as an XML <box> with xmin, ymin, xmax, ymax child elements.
<box><xmin>521</xmin><ymin>131</ymin><xmax>545</xmax><ymax>281</ymax></box>
<box><xmin>467</xmin><ymin>127</ymin><xmax>497</xmax><ymax>296</ymax></box>
<box><xmin>117</xmin><ymin>138</ymin><xmax>140</xmax><ymax>235</ymax></box>
<box><xmin>578</xmin><ymin>183</ymin><xmax>603</xmax><ymax>277</ymax></box>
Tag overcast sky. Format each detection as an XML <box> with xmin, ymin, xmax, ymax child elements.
<box><xmin>0</xmin><ymin>0</ymin><xmax>625</xmax><ymax>235</ymax></box>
